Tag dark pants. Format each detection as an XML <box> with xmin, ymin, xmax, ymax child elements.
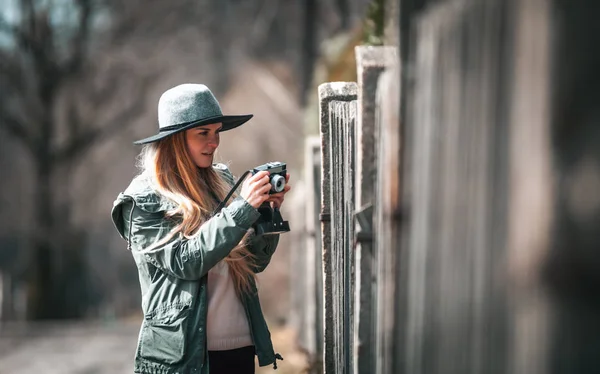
<box><xmin>208</xmin><ymin>346</ymin><xmax>255</xmax><ymax>374</ymax></box>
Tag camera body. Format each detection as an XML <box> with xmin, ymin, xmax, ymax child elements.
<box><xmin>250</xmin><ymin>161</ymin><xmax>290</xmax><ymax>236</ymax></box>
<box><xmin>251</xmin><ymin>161</ymin><xmax>287</xmax><ymax>194</ymax></box>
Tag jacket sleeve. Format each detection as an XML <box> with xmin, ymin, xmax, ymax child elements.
<box><xmin>247</xmin><ymin>233</ymin><xmax>280</xmax><ymax>273</ymax></box>
<box><xmin>214</xmin><ymin>163</ymin><xmax>280</xmax><ymax>272</ymax></box>
<box><xmin>121</xmin><ymin>196</ymin><xmax>260</xmax><ymax>280</ymax></box>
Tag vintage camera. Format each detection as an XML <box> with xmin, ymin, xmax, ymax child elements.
<box><xmin>251</xmin><ymin>161</ymin><xmax>290</xmax><ymax>236</ymax></box>
<box><xmin>252</xmin><ymin>161</ymin><xmax>287</xmax><ymax>194</ymax></box>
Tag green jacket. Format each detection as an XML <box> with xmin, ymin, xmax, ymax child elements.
<box><xmin>111</xmin><ymin>164</ymin><xmax>281</xmax><ymax>374</ymax></box>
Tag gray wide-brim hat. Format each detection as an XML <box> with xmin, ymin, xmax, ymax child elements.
<box><xmin>133</xmin><ymin>83</ymin><xmax>253</xmax><ymax>145</ymax></box>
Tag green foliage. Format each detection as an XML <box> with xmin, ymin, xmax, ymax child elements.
<box><xmin>363</xmin><ymin>0</ymin><xmax>385</xmax><ymax>46</ymax></box>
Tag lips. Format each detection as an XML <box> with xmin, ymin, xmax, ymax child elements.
<box><xmin>201</xmin><ymin>152</ymin><xmax>214</xmax><ymax>156</ymax></box>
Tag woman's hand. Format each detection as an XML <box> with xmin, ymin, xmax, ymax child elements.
<box><xmin>240</xmin><ymin>171</ymin><xmax>272</xmax><ymax>209</ymax></box>
<box><xmin>267</xmin><ymin>173</ymin><xmax>291</xmax><ymax>209</ymax></box>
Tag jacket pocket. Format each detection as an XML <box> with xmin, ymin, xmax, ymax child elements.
<box><xmin>139</xmin><ymin>304</ymin><xmax>190</xmax><ymax>365</ymax></box>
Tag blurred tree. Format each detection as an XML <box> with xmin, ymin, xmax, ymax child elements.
<box><xmin>0</xmin><ymin>0</ymin><xmax>373</xmax><ymax>320</ymax></box>
<box><xmin>336</xmin><ymin>0</ymin><xmax>352</xmax><ymax>30</ymax></box>
<box><xmin>301</xmin><ymin>0</ymin><xmax>319</xmax><ymax>106</ymax></box>
<box><xmin>363</xmin><ymin>0</ymin><xmax>385</xmax><ymax>45</ymax></box>
<box><xmin>0</xmin><ymin>0</ymin><xmax>153</xmax><ymax>319</ymax></box>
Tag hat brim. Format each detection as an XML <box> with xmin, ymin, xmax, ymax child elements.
<box><xmin>133</xmin><ymin>114</ymin><xmax>253</xmax><ymax>145</ymax></box>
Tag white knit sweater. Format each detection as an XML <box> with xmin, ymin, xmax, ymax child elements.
<box><xmin>206</xmin><ymin>261</ymin><xmax>253</xmax><ymax>351</ymax></box>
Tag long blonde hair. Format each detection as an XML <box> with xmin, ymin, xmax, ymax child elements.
<box><xmin>139</xmin><ymin>131</ymin><xmax>256</xmax><ymax>295</ymax></box>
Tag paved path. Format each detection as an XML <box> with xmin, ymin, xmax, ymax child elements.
<box><xmin>0</xmin><ymin>320</ymin><xmax>308</xmax><ymax>374</ymax></box>
<box><xmin>0</xmin><ymin>320</ymin><xmax>140</xmax><ymax>374</ymax></box>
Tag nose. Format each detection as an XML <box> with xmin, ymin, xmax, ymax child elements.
<box><xmin>208</xmin><ymin>135</ymin><xmax>219</xmax><ymax>148</ymax></box>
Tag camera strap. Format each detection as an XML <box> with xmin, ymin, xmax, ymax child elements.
<box><xmin>212</xmin><ymin>170</ymin><xmax>253</xmax><ymax>216</ymax></box>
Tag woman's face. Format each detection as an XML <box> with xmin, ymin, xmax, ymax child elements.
<box><xmin>185</xmin><ymin>123</ymin><xmax>222</xmax><ymax>168</ymax></box>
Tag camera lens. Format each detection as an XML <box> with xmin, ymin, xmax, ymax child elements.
<box><xmin>270</xmin><ymin>174</ymin><xmax>286</xmax><ymax>193</ymax></box>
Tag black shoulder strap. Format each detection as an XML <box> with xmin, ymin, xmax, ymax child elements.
<box><xmin>211</xmin><ymin>170</ymin><xmax>252</xmax><ymax>216</ymax></box>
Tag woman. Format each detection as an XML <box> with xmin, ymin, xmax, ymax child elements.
<box><xmin>111</xmin><ymin>83</ymin><xmax>290</xmax><ymax>374</ymax></box>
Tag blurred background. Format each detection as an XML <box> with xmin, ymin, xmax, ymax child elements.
<box><xmin>2</xmin><ymin>0</ymin><xmax>600</xmax><ymax>374</ymax></box>
<box><xmin>0</xmin><ymin>0</ymin><xmax>376</xmax><ymax>373</ymax></box>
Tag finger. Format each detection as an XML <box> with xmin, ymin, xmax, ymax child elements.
<box><xmin>242</xmin><ymin>174</ymin><xmax>259</xmax><ymax>190</ymax></box>
<box><xmin>267</xmin><ymin>194</ymin><xmax>284</xmax><ymax>204</ymax></box>
<box><xmin>250</xmin><ymin>175</ymin><xmax>271</xmax><ymax>189</ymax></box>
<box><xmin>267</xmin><ymin>195</ymin><xmax>283</xmax><ymax>203</ymax></box>
<box><xmin>244</xmin><ymin>171</ymin><xmax>261</xmax><ymax>183</ymax></box>
<box><xmin>272</xmin><ymin>185</ymin><xmax>290</xmax><ymax>196</ymax></box>
<box><xmin>249</xmin><ymin>171</ymin><xmax>269</xmax><ymax>183</ymax></box>
<box><xmin>259</xmin><ymin>183</ymin><xmax>272</xmax><ymax>194</ymax></box>
<box><xmin>258</xmin><ymin>173</ymin><xmax>271</xmax><ymax>184</ymax></box>
<box><xmin>268</xmin><ymin>196</ymin><xmax>283</xmax><ymax>207</ymax></box>
<box><xmin>285</xmin><ymin>173</ymin><xmax>290</xmax><ymax>182</ymax></box>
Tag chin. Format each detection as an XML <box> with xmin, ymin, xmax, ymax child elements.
<box><xmin>195</xmin><ymin>159</ymin><xmax>213</xmax><ymax>169</ymax></box>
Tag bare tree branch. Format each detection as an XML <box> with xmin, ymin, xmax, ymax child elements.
<box><xmin>0</xmin><ymin>12</ymin><xmax>36</xmax><ymax>56</ymax></box>
<box><xmin>86</xmin><ymin>61</ymin><xmax>131</xmax><ymax>105</ymax></box>
<box><xmin>66</xmin><ymin>95</ymin><xmax>83</xmax><ymax>139</ymax></box>
<box><xmin>249</xmin><ymin>0</ymin><xmax>280</xmax><ymax>45</ymax></box>
<box><xmin>18</xmin><ymin>0</ymin><xmax>43</xmax><ymax>57</ymax></box>
<box><xmin>336</xmin><ymin>0</ymin><xmax>350</xmax><ymax>30</ymax></box>
<box><xmin>21</xmin><ymin>0</ymin><xmax>35</xmax><ymax>35</ymax></box>
<box><xmin>106</xmin><ymin>0</ymin><xmax>213</xmax><ymax>44</ymax></box>
<box><xmin>0</xmin><ymin>16</ymin><xmax>12</xmax><ymax>36</ymax></box>
<box><xmin>54</xmin><ymin>75</ymin><xmax>154</xmax><ymax>164</ymax></box>
<box><xmin>64</xmin><ymin>0</ymin><xmax>93</xmax><ymax>75</ymax></box>
<box><xmin>0</xmin><ymin>53</ymin><xmax>25</xmax><ymax>92</ymax></box>
<box><xmin>0</xmin><ymin>111</ymin><xmax>36</xmax><ymax>153</ymax></box>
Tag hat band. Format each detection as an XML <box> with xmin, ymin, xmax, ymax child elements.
<box><xmin>159</xmin><ymin>119</ymin><xmax>197</xmax><ymax>132</ymax></box>
<box><xmin>159</xmin><ymin>115</ymin><xmax>224</xmax><ymax>132</ymax></box>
